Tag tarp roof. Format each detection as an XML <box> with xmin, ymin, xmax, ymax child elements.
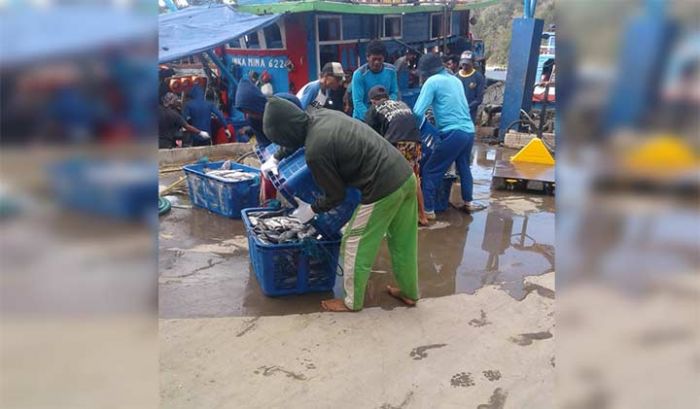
<box><xmin>237</xmin><ymin>0</ymin><xmax>501</xmax><ymax>15</ymax></box>
<box><xmin>159</xmin><ymin>4</ymin><xmax>280</xmax><ymax>63</ymax></box>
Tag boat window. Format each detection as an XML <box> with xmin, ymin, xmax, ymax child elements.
<box><xmin>244</xmin><ymin>32</ymin><xmax>261</xmax><ymax>49</ymax></box>
<box><xmin>264</xmin><ymin>22</ymin><xmax>285</xmax><ymax>49</ymax></box>
<box><xmin>430</xmin><ymin>13</ymin><xmax>451</xmax><ymax>39</ymax></box>
<box><xmin>318</xmin><ymin>16</ymin><xmax>342</xmax><ymax>42</ymax></box>
<box><xmin>228</xmin><ymin>39</ymin><xmax>243</xmax><ymax>49</ymax></box>
<box><xmin>383</xmin><ymin>15</ymin><xmax>402</xmax><ymax>38</ymax></box>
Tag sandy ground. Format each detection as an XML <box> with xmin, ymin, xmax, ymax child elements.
<box><xmin>161</xmin><ymin>273</ymin><xmax>555</xmax><ymax>409</ymax></box>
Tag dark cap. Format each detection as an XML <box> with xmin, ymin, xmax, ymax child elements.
<box><xmin>459</xmin><ymin>51</ymin><xmax>473</xmax><ymax>64</ymax></box>
<box><xmin>368</xmin><ymin>85</ymin><xmax>388</xmax><ymax>100</ymax></box>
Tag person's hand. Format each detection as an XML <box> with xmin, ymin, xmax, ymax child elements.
<box><xmin>291</xmin><ymin>198</ymin><xmax>315</xmax><ymax>224</ymax></box>
<box><xmin>198</xmin><ymin>131</ymin><xmax>210</xmax><ymax>140</ymax></box>
<box><xmin>260</xmin><ymin>156</ymin><xmax>279</xmax><ymax>176</ymax></box>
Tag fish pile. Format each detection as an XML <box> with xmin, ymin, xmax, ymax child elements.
<box><xmin>205</xmin><ymin>160</ymin><xmax>257</xmax><ymax>182</ymax></box>
<box><xmin>206</xmin><ymin>169</ymin><xmax>257</xmax><ymax>182</ymax></box>
<box><xmin>248</xmin><ymin>209</ymin><xmax>322</xmax><ymax>244</ymax></box>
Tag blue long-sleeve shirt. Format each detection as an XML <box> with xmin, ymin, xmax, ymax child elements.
<box><xmin>351</xmin><ymin>63</ymin><xmax>398</xmax><ymax>120</ymax></box>
<box><xmin>297</xmin><ymin>80</ymin><xmax>322</xmax><ymax>110</ymax></box>
<box><xmin>183</xmin><ymin>85</ymin><xmax>226</xmax><ymax>134</ymax></box>
<box><xmin>412</xmin><ymin>69</ymin><xmax>475</xmax><ymax>133</ymax></box>
<box><xmin>457</xmin><ymin>69</ymin><xmax>485</xmax><ymax>116</ymax></box>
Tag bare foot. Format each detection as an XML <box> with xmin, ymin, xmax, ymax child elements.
<box><xmin>458</xmin><ymin>201</ymin><xmax>488</xmax><ymax>213</ymax></box>
<box><xmin>418</xmin><ymin>217</ymin><xmax>430</xmax><ymax>226</ymax></box>
<box><xmin>386</xmin><ymin>285</ymin><xmax>417</xmax><ymax>307</ymax></box>
<box><xmin>321</xmin><ymin>299</ymin><xmax>354</xmax><ymax>312</ymax></box>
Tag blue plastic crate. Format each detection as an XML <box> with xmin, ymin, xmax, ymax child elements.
<box><xmin>49</xmin><ymin>159</ymin><xmax>156</xmax><ymax>220</ymax></box>
<box><xmin>183</xmin><ymin>161</ymin><xmax>260</xmax><ymax>219</ymax></box>
<box><xmin>419</xmin><ymin>119</ymin><xmax>440</xmax><ymax>172</ymax></box>
<box><xmin>267</xmin><ymin>148</ymin><xmax>309</xmax><ymax>203</ymax></box>
<box><xmin>254</xmin><ymin>143</ymin><xmax>280</xmax><ymax>163</ymax></box>
<box><xmin>242</xmin><ymin>208</ymin><xmax>340</xmax><ymax>296</ymax></box>
<box><xmin>435</xmin><ymin>174</ymin><xmax>458</xmax><ymax>212</ymax></box>
<box><xmin>269</xmin><ymin>148</ymin><xmax>360</xmax><ymax>239</ymax></box>
<box><xmin>312</xmin><ymin>189</ymin><xmax>361</xmax><ymax>240</ymax></box>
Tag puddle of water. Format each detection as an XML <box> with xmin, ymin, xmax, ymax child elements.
<box><xmin>159</xmin><ymin>143</ymin><xmax>557</xmax><ymax>318</ymax></box>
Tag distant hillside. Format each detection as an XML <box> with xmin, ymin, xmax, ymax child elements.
<box><xmin>471</xmin><ymin>0</ymin><xmax>555</xmax><ymax>67</ymax></box>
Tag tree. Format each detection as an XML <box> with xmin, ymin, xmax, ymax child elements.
<box><xmin>471</xmin><ymin>0</ymin><xmax>555</xmax><ymax>67</ymax></box>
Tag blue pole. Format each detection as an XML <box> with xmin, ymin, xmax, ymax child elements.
<box><xmin>163</xmin><ymin>0</ymin><xmax>178</xmax><ymax>12</ymax></box>
<box><xmin>498</xmin><ymin>18</ymin><xmax>544</xmax><ymax>140</ymax></box>
<box><xmin>523</xmin><ymin>0</ymin><xmax>538</xmax><ymax>18</ymax></box>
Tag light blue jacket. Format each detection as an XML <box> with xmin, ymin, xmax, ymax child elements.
<box><xmin>298</xmin><ymin>80</ymin><xmax>322</xmax><ymax>110</ymax></box>
<box><xmin>413</xmin><ymin>69</ymin><xmax>474</xmax><ymax>134</ymax></box>
<box><xmin>351</xmin><ymin>63</ymin><xmax>398</xmax><ymax>120</ymax></box>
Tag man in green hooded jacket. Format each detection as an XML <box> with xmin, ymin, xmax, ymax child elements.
<box><xmin>263</xmin><ymin>96</ymin><xmax>419</xmax><ymax>312</ymax></box>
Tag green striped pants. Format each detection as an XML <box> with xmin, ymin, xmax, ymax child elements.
<box><xmin>341</xmin><ymin>174</ymin><xmax>419</xmax><ymax>310</ymax></box>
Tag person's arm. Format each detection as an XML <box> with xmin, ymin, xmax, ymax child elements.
<box><xmin>183</xmin><ymin>123</ymin><xmax>201</xmax><ymax>134</ymax></box>
<box><xmin>173</xmin><ymin>111</ymin><xmax>208</xmax><ymax>139</ymax></box>
<box><xmin>474</xmin><ymin>73</ymin><xmax>486</xmax><ymax>107</ymax></box>
<box><xmin>299</xmin><ymin>83</ymin><xmax>316</xmax><ymax>110</ymax></box>
<box><xmin>468</xmin><ymin>97</ymin><xmax>480</xmax><ymax>111</ymax></box>
<box><xmin>352</xmin><ymin>71</ymin><xmax>367</xmax><ymax>119</ymax></box>
<box><xmin>412</xmin><ymin>79</ymin><xmax>434</xmax><ymax>121</ymax></box>
<box><xmin>388</xmin><ymin>69</ymin><xmax>398</xmax><ymax>101</ymax></box>
<box><xmin>306</xmin><ymin>155</ymin><xmax>346</xmax><ymax>213</ymax></box>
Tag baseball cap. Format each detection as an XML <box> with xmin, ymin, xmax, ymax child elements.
<box><xmin>368</xmin><ymin>85</ymin><xmax>388</xmax><ymax>100</ymax></box>
<box><xmin>321</xmin><ymin>62</ymin><xmax>345</xmax><ymax>80</ymax></box>
<box><xmin>460</xmin><ymin>51</ymin><xmax>473</xmax><ymax>64</ymax></box>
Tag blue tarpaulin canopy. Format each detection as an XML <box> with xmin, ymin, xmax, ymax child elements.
<box><xmin>158</xmin><ymin>4</ymin><xmax>280</xmax><ymax>63</ymax></box>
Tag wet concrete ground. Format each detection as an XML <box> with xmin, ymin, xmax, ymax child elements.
<box><xmin>159</xmin><ymin>143</ymin><xmax>555</xmax><ymax>318</ymax></box>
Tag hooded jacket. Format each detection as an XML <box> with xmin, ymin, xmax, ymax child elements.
<box><xmin>263</xmin><ymin>97</ymin><xmax>412</xmax><ymax>212</ymax></box>
<box><xmin>234</xmin><ymin>79</ymin><xmax>270</xmax><ymax>146</ymax></box>
<box><xmin>234</xmin><ymin>80</ymin><xmax>302</xmax><ymax>147</ymax></box>
<box><xmin>234</xmin><ymin>79</ymin><xmax>267</xmax><ymax>114</ymax></box>
<box><xmin>183</xmin><ymin>85</ymin><xmax>226</xmax><ymax>134</ymax></box>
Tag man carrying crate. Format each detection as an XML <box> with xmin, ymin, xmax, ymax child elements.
<box><xmin>262</xmin><ymin>96</ymin><xmax>419</xmax><ymax>312</ymax></box>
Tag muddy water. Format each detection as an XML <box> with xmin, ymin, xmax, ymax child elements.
<box><xmin>159</xmin><ymin>144</ymin><xmax>556</xmax><ymax>318</ymax></box>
